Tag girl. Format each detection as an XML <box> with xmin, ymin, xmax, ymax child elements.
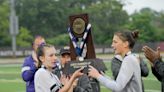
<box><xmin>88</xmin><ymin>31</ymin><xmax>142</xmax><ymax>92</ymax></box>
<box><xmin>34</xmin><ymin>44</ymin><xmax>83</xmax><ymax>92</ymax></box>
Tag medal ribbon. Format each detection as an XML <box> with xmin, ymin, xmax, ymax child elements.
<box><xmin>67</xmin><ymin>24</ymin><xmax>91</xmax><ymax>56</ymax></box>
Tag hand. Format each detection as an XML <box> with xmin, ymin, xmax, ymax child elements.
<box><xmin>72</xmin><ymin>67</ymin><xmax>84</xmax><ymax>79</ymax></box>
<box><xmin>60</xmin><ymin>75</ymin><xmax>69</xmax><ymax>85</ymax></box>
<box><xmin>88</xmin><ymin>65</ymin><xmax>101</xmax><ymax>78</ymax></box>
<box><xmin>32</xmin><ymin>52</ymin><xmax>40</xmax><ymax>68</ymax></box>
<box><xmin>142</xmin><ymin>46</ymin><xmax>161</xmax><ymax>64</ymax></box>
<box><xmin>72</xmin><ymin>79</ymin><xmax>78</xmax><ymax>88</ymax></box>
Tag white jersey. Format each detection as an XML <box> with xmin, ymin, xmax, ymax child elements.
<box><xmin>34</xmin><ymin>67</ymin><xmax>62</xmax><ymax>92</ymax></box>
<box><xmin>97</xmin><ymin>51</ymin><xmax>142</xmax><ymax>92</ymax></box>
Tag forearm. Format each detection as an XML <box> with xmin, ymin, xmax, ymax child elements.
<box><xmin>153</xmin><ymin>59</ymin><xmax>164</xmax><ymax>77</ymax></box>
<box><xmin>151</xmin><ymin>67</ymin><xmax>162</xmax><ymax>81</ymax></box>
<box><xmin>21</xmin><ymin>65</ymin><xmax>37</xmax><ymax>81</ymax></box>
<box><xmin>22</xmin><ymin>71</ymin><xmax>35</xmax><ymax>81</ymax></box>
<box><xmin>97</xmin><ymin>75</ymin><xmax>123</xmax><ymax>91</ymax></box>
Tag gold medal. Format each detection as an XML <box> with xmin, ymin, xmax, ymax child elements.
<box><xmin>72</xmin><ymin>18</ymin><xmax>85</xmax><ymax>35</ymax></box>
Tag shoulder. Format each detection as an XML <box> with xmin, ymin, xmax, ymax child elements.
<box><xmin>123</xmin><ymin>54</ymin><xmax>138</xmax><ymax>64</ymax></box>
<box><xmin>35</xmin><ymin>68</ymin><xmax>48</xmax><ymax>78</ymax></box>
<box><xmin>22</xmin><ymin>55</ymin><xmax>35</xmax><ymax>67</ymax></box>
<box><xmin>24</xmin><ymin>55</ymin><xmax>34</xmax><ymax>64</ymax></box>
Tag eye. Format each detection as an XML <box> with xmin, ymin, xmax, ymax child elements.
<box><xmin>113</xmin><ymin>40</ymin><xmax>117</xmax><ymax>43</ymax></box>
<box><xmin>50</xmin><ymin>54</ymin><xmax>54</xmax><ymax>57</ymax></box>
<box><xmin>50</xmin><ymin>53</ymin><xmax>56</xmax><ymax>57</ymax></box>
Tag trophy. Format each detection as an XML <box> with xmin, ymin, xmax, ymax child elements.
<box><xmin>63</xmin><ymin>13</ymin><xmax>106</xmax><ymax>92</ymax></box>
<box><xmin>63</xmin><ymin>13</ymin><xmax>106</xmax><ymax>75</ymax></box>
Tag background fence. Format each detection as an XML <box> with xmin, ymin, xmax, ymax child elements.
<box><xmin>0</xmin><ymin>42</ymin><xmax>164</xmax><ymax>57</ymax></box>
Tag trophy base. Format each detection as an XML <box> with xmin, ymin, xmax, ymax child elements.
<box><xmin>62</xmin><ymin>58</ymin><xmax>107</xmax><ymax>75</ymax></box>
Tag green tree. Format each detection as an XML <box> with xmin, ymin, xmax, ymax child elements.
<box><xmin>15</xmin><ymin>0</ymin><xmax>129</xmax><ymax>46</ymax></box>
<box><xmin>128</xmin><ymin>8</ymin><xmax>158</xmax><ymax>42</ymax></box>
<box><xmin>0</xmin><ymin>0</ymin><xmax>10</xmax><ymax>47</ymax></box>
<box><xmin>85</xmin><ymin>0</ymin><xmax>129</xmax><ymax>44</ymax></box>
<box><xmin>47</xmin><ymin>33</ymin><xmax>69</xmax><ymax>46</ymax></box>
<box><xmin>16</xmin><ymin>27</ymin><xmax>33</xmax><ymax>47</ymax></box>
<box><xmin>153</xmin><ymin>11</ymin><xmax>164</xmax><ymax>41</ymax></box>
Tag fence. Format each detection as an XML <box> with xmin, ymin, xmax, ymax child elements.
<box><xmin>0</xmin><ymin>42</ymin><xmax>163</xmax><ymax>57</ymax></box>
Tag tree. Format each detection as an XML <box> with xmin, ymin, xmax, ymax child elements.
<box><xmin>84</xmin><ymin>0</ymin><xmax>129</xmax><ymax>44</ymax></box>
<box><xmin>127</xmin><ymin>8</ymin><xmax>158</xmax><ymax>42</ymax></box>
<box><xmin>15</xmin><ymin>0</ymin><xmax>129</xmax><ymax>46</ymax></box>
<box><xmin>16</xmin><ymin>27</ymin><xmax>33</xmax><ymax>47</ymax></box>
<box><xmin>0</xmin><ymin>0</ymin><xmax>10</xmax><ymax>47</ymax></box>
<box><xmin>153</xmin><ymin>11</ymin><xmax>164</xmax><ymax>41</ymax></box>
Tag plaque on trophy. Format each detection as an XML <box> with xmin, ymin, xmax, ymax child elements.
<box><xmin>63</xmin><ymin>58</ymin><xmax>106</xmax><ymax>75</ymax></box>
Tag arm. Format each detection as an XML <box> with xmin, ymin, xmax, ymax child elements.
<box><xmin>142</xmin><ymin>46</ymin><xmax>164</xmax><ymax>77</ymax></box>
<box><xmin>59</xmin><ymin>68</ymin><xmax>84</xmax><ymax>92</ymax></box>
<box><xmin>89</xmin><ymin>57</ymin><xmax>135</xmax><ymax>91</ymax></box>
<box><xmin>99</xmin><ymin>58</ymin><xmax>134</xmax><ymax>91</ymax></box>
<box><xmin>21</xmin><ymin>57</ymin><xmax>37</xmax><ymax>81</ymax></box>
<box><xmin>153</xmin><ymin>59</ymin><xmax>164</xmax><ymax>77</ymax></box>
<box><xmin>151</xmin><ymin>66</ymin><xmax>162</xmax><ymax>82</ymax></box>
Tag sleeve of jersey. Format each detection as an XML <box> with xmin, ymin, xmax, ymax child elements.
<box><xmin>50</xmin><ymin>84</ymin><xmax>60</xmax><ymax>92</ymax></box>
<box><xmin>21</xmin><ymin>57</ymin><xmax>37</xmax><ymax>82</ymax></box>
<box><xmin>154</xmin><ymin>59</ymin><xmax>164</xmax><ymax>77</ymax></box>
<box><xmin>97</xmin><ymin>57</ymin><xmax>134</xmax><ymax>91</ymax></box>
<box><xmin>140</xmin><ymin>60</ymin><xmax>149</xmax><ymax>77</ymax></box>
<box><xmin>43</xmin><ymin>74</ymin><xmax>61</xmax><ymax>92</ymax></box>
<box><xmin>151</xmin><ymin>67</ymin><xmax>162</xmax><ymax>82</ymax></box>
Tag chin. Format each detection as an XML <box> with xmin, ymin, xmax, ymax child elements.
<box><xmin>52</xmin><ymin>63</ymin><xmax>56</xmax><ymax>68</ymax></box>
<box><xmin>114</xmin><ymin>51</ymin><xmax>118</xmax><ymax>54</ymax></box>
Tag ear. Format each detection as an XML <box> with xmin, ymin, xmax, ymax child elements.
<box><xmin>123</xmin><ymin>41</ymin><xmax>129</xmax><ymax>48</ymax></box>
<box><xmin>39</xmin><ymin>56</ymin><xmax>45</xmax><ymax>63</ymax></box>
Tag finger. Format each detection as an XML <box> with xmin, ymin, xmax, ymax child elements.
<box><xmin>89</xmin><ymin>65</ymin><xmax>94</xmax><ymax>69</ymax></box>
<box><xmin>142</xmin><ymin>46</ymin><xmax>147</xmax><ymax>51</ymax></box>
<box><xmin>157</xmin><ymin>47</ymin><xmax>160</xmax><ymax>52</ymax></box>
<box><xmin>143</xmin><ymin>46</ymin><xmax>154</xmax><ymax>55</ymax></box>
<box><xmin>142</xmin><ymin>46</ymin><xmax>150</xmax><ymax>53</ymax></box>
<box><xmin>76</xmin><ymin>67</ymin><xmax>84</xmax><ymax>73</ymax></box>
<box><xmin>157</xmin><ymin>47</ymin><xmax>160</xmax><ymax>54</ymax></box>
<box><xmin>144</xmin><ymin>53</ymin><xmax>152</xmax><ymax>60</ymax></box>
<box><xmin>157</xmin><ymin>47</ymin><xmax>161</xmax><ymax>58</ymax></box>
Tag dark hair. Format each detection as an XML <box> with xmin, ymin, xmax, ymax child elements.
<box><xmin>114</xmin><ymin>30</ymin><xmax>139</xmax><ymax>49</ymax></box>
<box><xmin>32</xmin><ymin>35</ymin><xmax>45</xmax><ymax>46</ymax></box>
<box><xmin>36</xmin><ymin>44</ymin><xmax>54</xmax><ymax>68</ymax></box>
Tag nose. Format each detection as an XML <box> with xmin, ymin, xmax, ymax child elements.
<box><xmin>53</xmin><ymin>55</ymin><xmax>57</xmax><ymax>62</ymax></box>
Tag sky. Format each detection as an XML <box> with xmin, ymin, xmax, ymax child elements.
<box><xmin>122</xmin><ymin>0</ymin><xmax>164</xmax><ymax>15</ymax></box>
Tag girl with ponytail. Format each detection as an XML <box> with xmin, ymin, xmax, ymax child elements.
<box><xmin>88</xmin><ymin>30</ymin><xmax>142</xmax><ymax>92</ymax></box>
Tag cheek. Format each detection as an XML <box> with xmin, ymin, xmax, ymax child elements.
<box><xmin>115</xmin><ymin>43</ymin><xmax>123</xmax><ymax>51</ymax></box>
<box><xmin>45</xmin><ymin>57</ymin><xmax>53</xmax><ymax>64</ymax></box>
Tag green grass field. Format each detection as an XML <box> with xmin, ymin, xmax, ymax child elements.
<box><xmin>0</xmin><ymin>61</ymin><xmax>161</xmax><ymax>92</ymax></box>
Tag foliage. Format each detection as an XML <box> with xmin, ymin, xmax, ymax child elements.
<box><xmin>127</xmin><ymin>8</ymin><xmax>164</xmax><ymax>42</ymax></box>
<box><xmin>0</xmin><ymin>0</ymin><xmax>10</xmax><ymax>47</ymax></box>
<box><xmin>16</xmin><ymin>27</ymin><xmax>33</xmax><ymax>47</ymax></box>
<box><xmin>46</xmin><ymin>33</ymin><xmax>69</xmax><ymax>46</ymax></box>
<box><xmin>0</xmin><ymin>0</ymin><xmax>164</xmax><ymax>47</ymax></box>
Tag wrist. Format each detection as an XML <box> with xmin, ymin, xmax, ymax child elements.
<box><xmin>153</xmin><ymin>59</ymin><xmax>160</xmax><ymax>65</ymax></box>
<box><xmin>95</xmin><ymin>73</ymin><xmax>101</xmax><ymax>78</ymax></box>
